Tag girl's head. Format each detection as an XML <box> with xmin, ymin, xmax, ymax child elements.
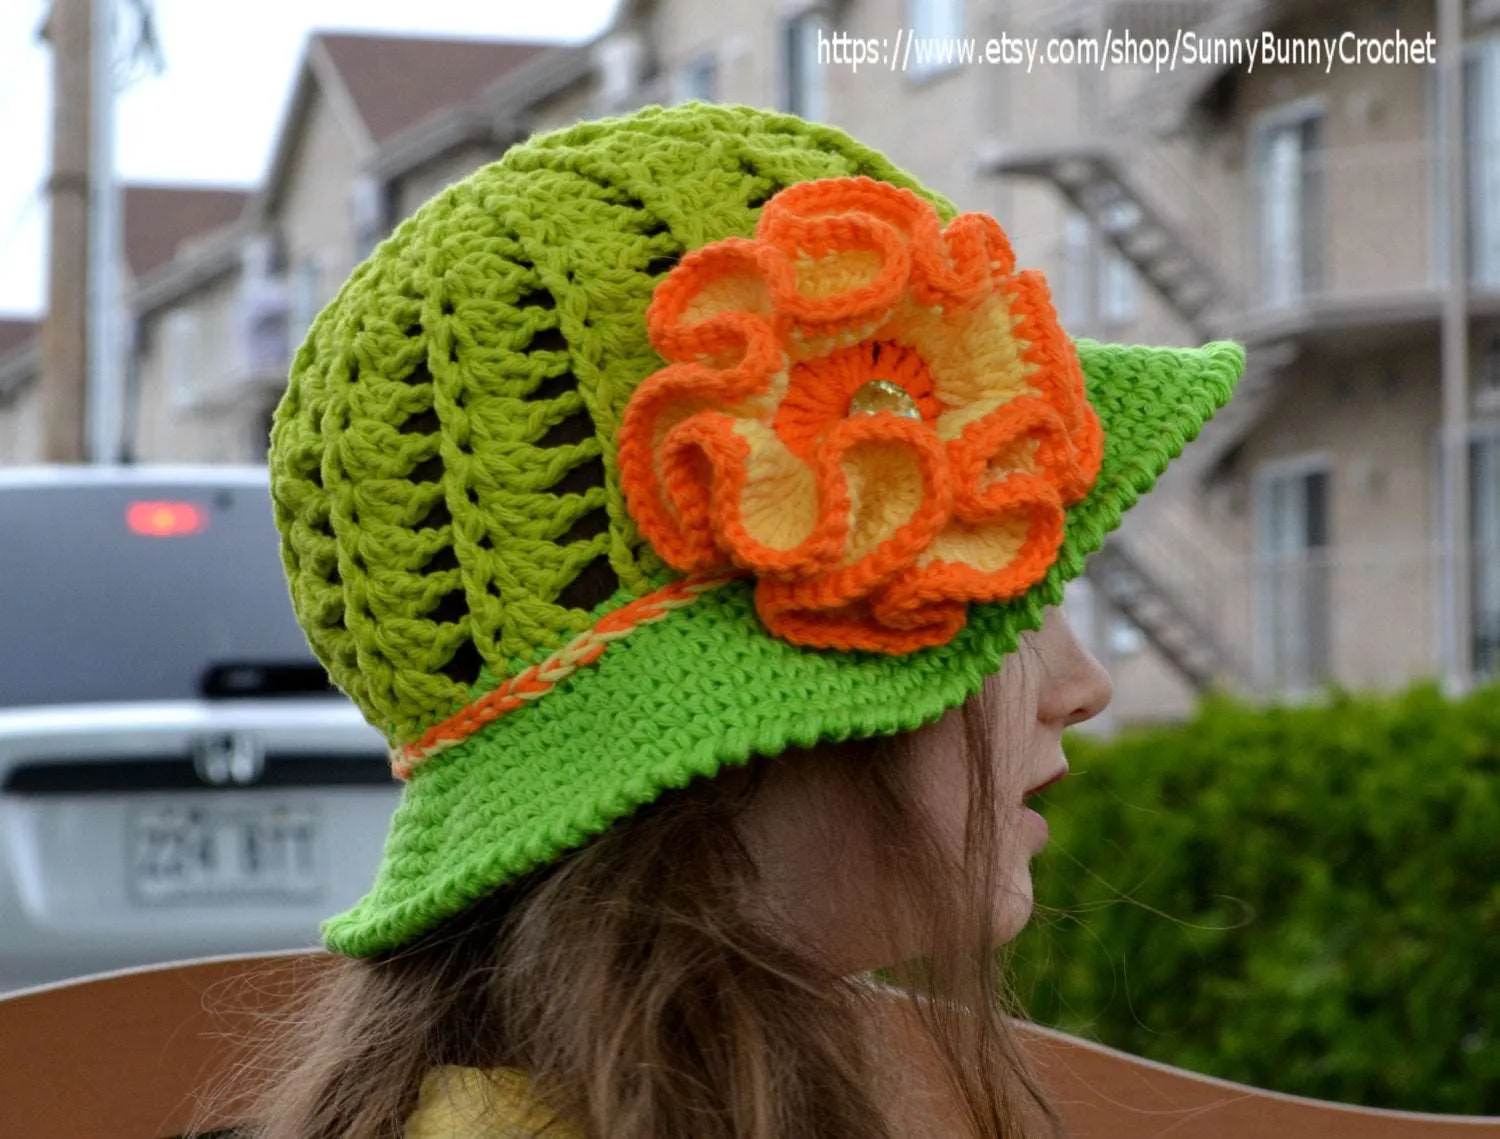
<box><xmin>261</xmin><ymin>103</ymin><xmax>1240</xmax><ymax>1136</ymax></box>
<box><xmin>250</xmin><ymin>608</ymin><xmax>1111</xmax><ymax>1139</ymax></box>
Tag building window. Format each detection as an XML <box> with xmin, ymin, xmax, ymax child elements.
<box><xmin>595</xmin><ymin>31</ymin><xmax>648</xmax><ymax>112</ymax></box>
<box><xmin>162</xmin><ymin>308</ymin><xmax>200</xmax><ymax>408</ymax></box>
<box><xmin>1099</xmin><ymin>204</ymin><xmax>1140</xmax><ymax>328</ymax></box>
<box><xmin>906</xmin><ymin>0</ymin><xmax>963</xmax><ymax>77</ymax></box>
<box><xmin>255</xmin><ymin>398</ymin><xmax>280</xmax><ymax>460</ymax></box>
<box><xmin>1253</xmin><ymin>105</ymin><xmax>1322</xmax><ymax>308</ymax></box>
<box><xmin>1468</xmin><ymin>38</ymin><xmax>1500</xmax><ymax>288</ymax></box>
<box><xmin>1473</xmin><ymin>433</ymin><xmax>1500</xmax><ymax>676</ymax></box>
<box><xmin>783</xmin><ymin>11</ymin><xmax>828</xmax><ymax>121</ymax></box>
<box><xmin>237</xmin><ymin>234</ymin><xmax>290</xmax><ymax>383</ymax></box>
<box><xmin>1479</xmin><ymin>330</ymin><xmax>1500</xmax><ymax>408</ymax></box>
<box><xmin>1253</xmin><ymin>460</ymin><xmax>1332</xmax><ymax>691</ymax></box>
<box><xmin>674</xmin><ymin>53</ymin><xmax>719</xmax><ymax>104</ymax></box>
<box><xmin>1059</xmin><ymin>213</ymin><xmax>1090</xmax><ymax>329</ymax></box>
<box><xmin>351</xmin><ymin>175</ymin><xmax>387</xmax><ymax>259</ymax></box>
<box><xmin>1100</xmin><ymin>254</ymin><xmax>1138</xmax><ymax>326</ymax></box>
<box><xmin>1059</xmin><ymin>211</ymin><xmax>1138</xmax><ymax>333</ymax></box>
<box><xmin>238</xmin><ymin>288</ymin><xmax>289</xmax><ymax>382</ymax></box>
<box><xmin>1106</xmin><ymin>615</ymin><xmax>1147</xmax><ymax>656</ymax></box>
<box><xmin>289</xmin><ymin>255</ymin><xmax>324</xmax><ymax>346</ymax></box>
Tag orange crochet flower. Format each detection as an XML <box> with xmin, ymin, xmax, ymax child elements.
<box><xmin>617</xmin><ymin>177</ymin><xmax>1104</xmax><ymax>653</ymax></box>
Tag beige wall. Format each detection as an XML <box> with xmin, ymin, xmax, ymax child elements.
<box><xmin>634</xmin><ymin>0</ymin><xmax>1018</xmax><ymax>205</ymax></box>
<box><xmin>131</xmin><ymin>272</ymin><xmax>270</xmax><ymax>463</ymax></box>
<box><xmin>392</xmin><ymin>83</ymin><xmax>596</xmax><ymax>220</ymax></box>
<box><xmin>628</xmin><ymin>0</ymin><xmax>1166</xmax><ymax>341</ymax></box>
<box><xmin>279</xmin><ymin>86</ymin><xmax>364</xmax><ymax>339</ymax></box>
<box><xmin>989</xmin><ymin>1</ymin><xmax>1203</xmax><ymax>348</ymax></box>
<box><xmin>0</xmin><ymin>382</ymin><xmax>43</xmax><ymax>464</ymax></box>
<box><xmin>1056</xmin><ymin>0</ymin><xmax>1500</xmax><ymax>705</ymax></box>
<box><xmin>1102</xmin><ymin>621</ymin><xmax>1200</xmax><ymax>723</ymax></box>
<box><xmin>395</xmin><ymin>142</ymin><xmax>500</xmax><ymax>221</ymax></box>
<box><xmin>1176</xmin><ymin>0</ymin><xmax>1490</xmax><ymax>696</ymax></box>
<box><xmin>528</xmin><ymin>80</ymin><xmax>595</xmax><ymax>133</ymax></box>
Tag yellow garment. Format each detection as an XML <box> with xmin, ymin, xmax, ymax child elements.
<box><xmin>404</xmin><ymin>1067</ymin><xmax>581</xmax><ymax>1138</ymax></box>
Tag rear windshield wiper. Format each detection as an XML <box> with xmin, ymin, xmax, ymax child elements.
<box><xmin>200</xmin><ymin>662</ymin><xmax>339</xmax><ymax>699</ymax></box>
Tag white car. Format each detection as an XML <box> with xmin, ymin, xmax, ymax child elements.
<box><xmin>0</xmin><ymin>466</ymin><xmax>398</xmax><ymax>991</ymax></box>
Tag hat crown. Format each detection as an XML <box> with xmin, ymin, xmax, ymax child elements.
<box><xmin>270</xmin><ymin>104</ymin><xmax>955</xmax><ymax>744</ymax></box>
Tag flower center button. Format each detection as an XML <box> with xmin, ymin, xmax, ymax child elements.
<box><xmin>847</xmin><ymin>379</ymin><xmax>923</xmax><ymax>421</ymax></box>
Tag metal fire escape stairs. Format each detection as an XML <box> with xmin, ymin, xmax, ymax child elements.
<box><xmin>1084</xmin><ymin>533</ymin><xmax>1231</xmax><ymax>693</ymax></box>
<box><xmin>978</xmin><ymin>1</ymin><xmax>1282</xmax><ymax>692</ymax></box>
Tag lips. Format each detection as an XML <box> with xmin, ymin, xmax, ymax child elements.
<box><xmin>1021</xmin><ymin>764</ymin><xmax>1067</xmax><ymax>852</ymax></box>
<box><xmin>1024</xmin><ymin>764</ymin><xmax>1069</xmax><ymax>800</ymax></box>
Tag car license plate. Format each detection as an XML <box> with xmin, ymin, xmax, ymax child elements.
<box><xmin>128</xmin><ymin>803</ymin><xmax>321</xmax><ymax>904</ymax></box>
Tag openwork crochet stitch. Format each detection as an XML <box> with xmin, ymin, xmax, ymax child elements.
<box><xmin>269</xmin><ymin>103</ymin><xmax>1245</xmax><ymax>956</ymax></box>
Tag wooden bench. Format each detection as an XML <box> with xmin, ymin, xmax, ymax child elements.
<box><xmin>1</xmin><ymin>952</ymin><xmax>1496</xmax><ymax>1138</ymax></box>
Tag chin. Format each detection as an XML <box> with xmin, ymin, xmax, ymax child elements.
<box><xmin>993</xmin><ymin>870</ymin><xmax>1036</xmax><ymax>944</ymax></box>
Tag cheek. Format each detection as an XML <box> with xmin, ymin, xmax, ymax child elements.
<box><xmin>983</xmin><ymin>656</ymin><xmax>1044</xmax><ymax>800</ymax></box>
<box><xmin>902</xmin><ymin>720</ymin><xmax>974</xmax><ymax>856</ymax></box>
<box><xmin>924</xmin><ymin>769</ymin><xmax>971</xmax><ymax>855</ymax></box>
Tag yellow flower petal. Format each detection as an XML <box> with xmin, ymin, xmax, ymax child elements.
<box><xmin>918</xmin><ymin>515</ymin><xmax>1033</xmax><ymax>574</ymax></box>
<box><xmin>682</xmin><ymin>264</ymin><xmax>776</xmax><ymax>327</ymax></box>
<box><xmin>794</xmin><ymin>247</ymin><xmax>888</xmax><ymax>299</ymax></box>
<box><xmin>841</xmin><ymin>436</ymin><xmax>930</xmax><ymax>564</ymax></box>
<box><xmin>732</xmin><ymin>420</ymin><xmax>823</xmax><ymax>554</ymax></box>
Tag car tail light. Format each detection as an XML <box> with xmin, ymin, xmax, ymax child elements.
<box><xmin>126</xmin><ymin>501</ymin><xmax>206</xmax><ymax>537</ymax></box>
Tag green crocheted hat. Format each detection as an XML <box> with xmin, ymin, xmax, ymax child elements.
<box><xmin>270</xmin><ymin>102</ymin><xmax>1245</xmax><ymax>957</ymax></box>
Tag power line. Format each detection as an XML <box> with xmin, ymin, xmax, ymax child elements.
<box><xmin>118</xmin><ymin>0</ymin><xmax>164</xmax><ymax>88</ymax></box>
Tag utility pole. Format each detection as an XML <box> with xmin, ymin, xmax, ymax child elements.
<box><xmin>1439</xmin><ymin>0</ymin><xmax>1472</xmax><ymax>694</ymax></box>
<box><xmin>89</xmin><ymin>0</ymin><xmax>123</xmax><ymax>464</ymax></box>
<box><xmin>42</xmin><ymin>0</ymin><xmax>92</xmax><ymax>462</ymax></box>
<box><xmin>41</xmin><ymin>0</ymin><xmax>128</xmax><ymax>464</ymax></box>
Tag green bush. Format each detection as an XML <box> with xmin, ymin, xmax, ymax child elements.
<box><xmin>1011</xmin><ymin>680</ymin><xmax>1500</xmax><ymax>1114</ymax></box>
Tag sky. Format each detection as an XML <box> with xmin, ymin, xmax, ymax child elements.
<box><xmin>0</xmin><ymin>0</ymin><xmax>620</xmax><ymax>318</ymax></box>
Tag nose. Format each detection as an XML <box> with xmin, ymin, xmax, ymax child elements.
<box><xmin>1036</xmin><ymin>607</ymin><xmax>1114</xmax><ymax>729</ymax></box>
<box><xmin>1063</xmin><ymin>645</ymin><xmax>1113</xmax><ymax>727</ymax></box>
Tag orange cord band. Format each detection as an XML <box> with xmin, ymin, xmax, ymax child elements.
<box><xmin>392</xmin><ymin>573</ymin><xmax>737</xmax><ymax>779</ymax></box>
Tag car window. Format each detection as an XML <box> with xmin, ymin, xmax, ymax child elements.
<box><xmin>0</xmin><ymin>478</ymin><xmax>324</xmax><ymax>708</ymax></box>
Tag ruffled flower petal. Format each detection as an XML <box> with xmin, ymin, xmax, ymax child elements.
<box><xmin>758</xmin><ymin>591</ymin><xmax>969</xmax><ymax>653</ymax></box>
<box><xmin>646</xmin><ymin>240</ymin><xmax>790</xmax><ymax>364</ymax></box>
<box><xmin>908</xmin><ymin>493</ymin><xmax>1066</xmax><ymax>601</ymax></box>
<box><xmin>1004</xmin><ymin>271</ymin><xmax>1103</xmax><ymax>496</ymax></box>
<box><xmin>947</xmin><ymin>397</ymin><xmax>1073</xmax><ymax>521</ymax></box>
<box><xmin>662</xmin><ymin>414</ymin><xmax>848</xmax><ymax>576</ymax></box>
<box><xmin>753</xmin><ymin>420</ymin><xmax>951</xmax><ymax>646</ymax></box>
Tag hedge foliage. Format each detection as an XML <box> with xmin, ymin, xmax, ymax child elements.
<box><xmin>1011</xmin><ymin>680</ymin><xmax>1500</xmax><ymax>1114</ymax></box>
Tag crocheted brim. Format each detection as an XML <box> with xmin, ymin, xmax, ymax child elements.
<box><xmin>323</xmin><ymin>338</ymin><xmax>1245</xmax><ymax>956</ymax></box>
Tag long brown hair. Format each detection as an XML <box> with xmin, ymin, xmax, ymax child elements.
<box><xmin>234</xmin><ymin>672</ymin><xmax>1062</xmax><ymax>1138</ymax></box>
